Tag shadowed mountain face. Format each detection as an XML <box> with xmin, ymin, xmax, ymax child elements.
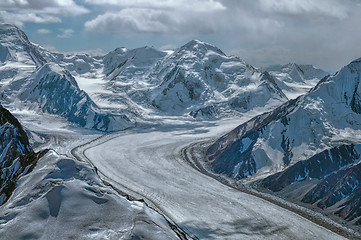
<box><xmin>206</xmin><ymin>97</ymin><xmax>300</xmax><ymax>178</ymax></box>
<box><xmin>262</xmin><ymin>144</ymin><xmax>360</xmax><ymax>192</ymax></box>
<box><xmin>0</xmin><ymin>105</ymin><xmax>46</xmax><ymax>205</ymax></box>
<box><xmin>261</xmin><ymin>144</ymin><xmax>361</xmax><ymax>225</ymax></box>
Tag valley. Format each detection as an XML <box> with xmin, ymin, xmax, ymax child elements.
<box><xmin>18</xmin><ymin>112</ymin><xmax>350</xmax><ymax>239</ymax></box>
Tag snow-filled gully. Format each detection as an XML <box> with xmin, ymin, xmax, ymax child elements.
<box><xmin>70</xmin><ymin>119</ymin><xmax>346</xmax><ymax>240</ymax></box>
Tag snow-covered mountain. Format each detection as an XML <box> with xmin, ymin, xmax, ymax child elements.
<box><xmin>97</xmin><ymin>46</ymin><xmax>169</xmax><ymax>117</ymax></box>
<box><xmin>103</xmin><ymin>46</ymin><xmax>167</xmax><ymax>78</ymax></box>
<box><xmin>207</xmin><ymin>57</ymin><xmax>361</xmax><ymax>178</ymax></box>
<box><xmin>37</xmin><ymin>47</ymin><xmax>103</xmax><ymax>75</ymax></box>
<box><xmin>0</xmin><ymin>24</ymin><xmax>45</xmax><ymax>67</ymax></box>
<box><xmin>67</xmin><ymin>40</ymin><xmax>292</xmax><ymax>120</ymax></box>
<box><xmin>206</xmin><ymin>57</ymin><xmax>361</xmax><ymax>225</ymax></box>
<box><xmin>0</xmin><ymin>24</ymin><xmax>133</xmax><ymax>131</ymax></box>
<box><xmin>19</xmin><ymin>63</ymin><xmax>132</xmax><ymax>131</ymax></box>
<box><xmin>262</xmin><ymin>63</ymin><xmax>329</xmax><ymax>99</ymax></box>
<box><xmin>0</xmin><ymin>105</ymin><xmax>45</xmax><ymax>205</ymax></box>
<box><xmin>150</xmin><ymin>40</ymin><xmax>288</xmax><ymax>118</ymax></box>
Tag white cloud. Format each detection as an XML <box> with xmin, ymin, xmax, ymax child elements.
<box><xmin>1</xmin><ymin>0</ymin><xmax>359</xmax><ymax>71</ymax></box>
<box><xmin>84</xmin><ymin>0</ymin><xmax>226</xmax><ymax>12</ymax></box>
<box><xmin>43</xmin><ymin>44</ymin><xmax>57</xmax><ymax>51</ymax></box>
<box><xmin>84</xmin><ymin>0</ymin><xmax>226</xmax><ymax>34</ymax></box>
<box><xmin>63</xmin><ymin>48</ymin><xmax>106</xmax><ymax>56</ymax></box>
<box><xmin>37</xmin><ymin>28</ymin><xmax>51</xmax><ymax>34</ymax></box>
<box><xmin>57</xmin><ymin>28</ymin><xmax>74</xmax><ymax>38</ymax></box>
<box><xmin>0</xmin><ymin>0</ymin><xmax>89</xmax><ymax>15</ymax></box>
<box><xmin>259</xmin><ymin>0</ymin><xmax>348</xmax><ymax>19</ymax></box>
<box><xmin>0</xmin><ymin>0</ymin><xmax>89</xmax><ymax>26</ymax></box>
<box><xmin>0</xmin><ymin>11</ymin><xmax>61</xmax><ymax>27</ymax></box>
<box><xmin>85</xmin><ymin>8</ymin><xmax>216</xmax><ymax>34</ymax></box>
<box><xmin>0</xmin><ymin>0</ymin><xmax>28</xmax><ymax>8</ymax></box>
<box><xmin>159</xmin><ymin>44</ymin><xmax>177</xmax><ymax>51</ymax></box>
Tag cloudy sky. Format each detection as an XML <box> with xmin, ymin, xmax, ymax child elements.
<box><xmin>1</xmin><ymin>0</ymin><xmax>361</xmax><ymax>71</ymax></box>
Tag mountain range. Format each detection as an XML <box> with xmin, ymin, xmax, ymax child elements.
<box><xmin>0</xmin><ymin>24</ymin><xmax>328</xmax><ymax>128</ymax></box>
<box><xmin>3</xmin><ymin>22</ymin><xmax>358</xmax><ymax>238</ymax></box>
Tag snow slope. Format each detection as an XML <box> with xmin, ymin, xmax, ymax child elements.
<box><xmin>0</xmin><ymin>110</ymin><xmax>180</xmax><ymax>239</ymax></box>
<box><xmin>0</xmin><ymin>149</ymin><xmax>180</xmax><ymax>239</ymax></box>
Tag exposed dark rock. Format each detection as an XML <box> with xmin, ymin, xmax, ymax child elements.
<box><xmin>260</xmin><ymin>144</ymin><xmax>361</xmax><ymax>225</ymax></box>
<box><xmin>189</xmin><ymin>105</ymin><xmax>218</xmax><ymax>119</ymax></box>
<box><xmin>302</xmin><ymin>162</ymin><xmax>361</xmax><ymax>209</ymax></box>
<box><xmin>0</xmin><ymin>105</ymin><xmax>47</xmax><ymax>205</ymax></box>
<box><xmin>260</xmin><ymin>71</ymin><xmax>288</xmax><ymax>100</ymax></box>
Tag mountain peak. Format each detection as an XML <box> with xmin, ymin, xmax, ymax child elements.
<box><xmin>180</xmin><ymin>39</ymin><xmax>225</xmax><ymax>56</ymax></box>
<box><xmin>184</xmin><ymin>39</ymin><xmax>205</xmax><ymax>47</ymax></box>
<box><xmin>0</xmin><ymin>23</ymin><xmax>19</xmax><ymax>32</ymax></box>
<box><xmin>112</xmin><ymin>47</ymin><xmax>128</xmax><ymax>54</ymax></box>
<box><xmin>0</xmin><ymin>23</ymin><xmax>46</xmax><ymax>66</ymax></box>
<box><xmin>350</xmin><ymin>57</ymin><xmax>361</xmax><ymax>64</ymax></box>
